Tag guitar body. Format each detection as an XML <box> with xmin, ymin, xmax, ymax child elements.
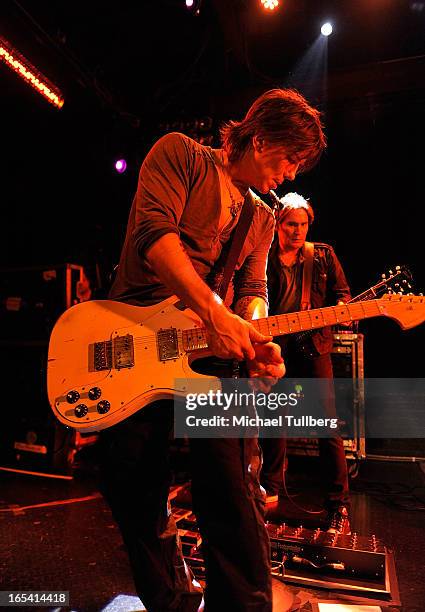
<box><xmin>47</xmin><ymin>290</ymin><xmax>425</xmax><ymax>432</ymax></box>
<box><xmin>47</xmin><ymin>297</ymin><xmax>219</xmax><ymax>432</ymax></box>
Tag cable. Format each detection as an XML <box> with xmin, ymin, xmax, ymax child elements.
<box><xmin>280</xmin><ymin>443</ymin><xmax>325</xmax><ymax>515</ymax></box>
<box><xmin>0</xmin><ymin>492</ymin><xmax>102</xmax><ymax>513</ymax></box>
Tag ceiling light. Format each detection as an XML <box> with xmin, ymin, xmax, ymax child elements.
<box><xmin>261</xmin><ymin>0</ymin><xmax>280</xmax><ymax>11</ymax></box>
<box><xmin>321</xmin><ymin>22</ymin><xmax>333</xmax><ymax>37</ymax></box>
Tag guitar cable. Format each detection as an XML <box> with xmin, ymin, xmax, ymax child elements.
<box><xmin>279</xmin><ymin>442</ymin><xmax>325</xmax><ymax>516</ymax></box>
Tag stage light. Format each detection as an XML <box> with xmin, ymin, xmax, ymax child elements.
<box><xmin>185</xmin><ymin>0</ymin><xmax>202</xmax><ymax>14</ymax></box>
<box><xmin>321</xmin><ymin>23</ymin><xmax>333</xmax><ymax>37</ymax></box>
<box><xmin>0</xmin><ymin>36</ymin><xmax>64</xmax><ymax>109</ymax></box>
<box><xmin>115</xmin><ymin>159</ymin><xmax>127</xmax><ymax>173</ymax></box>
<box><xmin>261</xmin><ymin>0</ymin><xmax>280</xmax><ymax>10</ymax></box>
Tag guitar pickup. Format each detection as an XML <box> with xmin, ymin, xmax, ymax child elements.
<box><xmin>157</xmin><ymin>328</ymin><xmax>179</xmax><ymax>361</ymax></box>
<box><xmin>113</xmin><ymin>334</ymin><xmax>134</xmax><ymax>369</ymax></box>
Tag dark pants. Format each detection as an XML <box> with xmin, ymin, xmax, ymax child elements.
<box><xmin>260</xmin><ymin>350</ymin><xmax>350</xmax><ymax>510</ymax></box>
<box><xmin>98</xmin><ymin>400</ymin><xmax>272</xmax><ymax>612</ymax></box>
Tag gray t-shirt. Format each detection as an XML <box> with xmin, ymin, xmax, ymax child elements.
<box><xmin>110</xmin><ymin>132</ymin><xmax>275</xmax><ymax>306</ymax></box>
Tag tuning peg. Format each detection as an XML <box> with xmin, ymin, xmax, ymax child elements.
<box><xmin>402</xmin><ymin>279</ymin><xmax>407</xmax><ymax>284</ymax></box>
<box><xmin>408</xmin><ymin>284</ymin><xmax>412</xmax><ymax>289</ymax></box>
<box><xmin>389</xmin><ymin>269</ymin><xmax>393</xmax><ymax>275</ymax></box>
<box><xmin>395</xmin><ymin>265</ymin><xmax>400</xmax><ymax>271</ymax></box>
<box><xmin>381</xmin><ymin>273</ymin><xmax>386</xmax><ymax>279</ymax></box>
<box><xmin>395</xmin><ymin>283</ymin><xmax>400</xmax><ymax>287</ymax></box>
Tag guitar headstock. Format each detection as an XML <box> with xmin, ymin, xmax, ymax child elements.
<box><xmin>379</xmin><ymin>293</ymin><xmax>425</xmax><ymax>330</ymax></box>
<box><xmin>380</xmin><ymin>265</ymin><xmax>413</xmax><ymax>296</ymax></box>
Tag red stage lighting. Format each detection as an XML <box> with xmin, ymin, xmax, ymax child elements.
<box><xmin>0</xmin><ymin>36</ymin><xmax>64</xmax><ymax>109</ymax></box>
<box><xmin>260</xmin><ymin>0</ymin><xmax>280</xmax><ymax>10</ymax></box>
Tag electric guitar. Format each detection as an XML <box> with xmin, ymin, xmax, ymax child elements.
<box><xmin>47</xmin><ymin>290</ymin><xmax>425</xmax><ymax>432</ymax></box>
<box><xmin>295</xmin><ymin>265</ymin><xmax>413</xmax><ymax>357</ymax></box>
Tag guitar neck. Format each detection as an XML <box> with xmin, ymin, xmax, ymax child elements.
<box><xmin>183</xmin><ymin>300</ymin><xmax>383</xmax><ymax>352</ymax></box>
<box><xmin>252</xmin><ymin>301</ymin><xmax>381</xmax><ymax>338</ymax></box>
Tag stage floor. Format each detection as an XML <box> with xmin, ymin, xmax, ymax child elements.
<box><xmin>1</xmin><ymin>450</ymin><xmax>424</xmax><ymax>611</ymax></box>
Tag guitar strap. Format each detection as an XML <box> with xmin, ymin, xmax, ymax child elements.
<box><xmin>301</xmin><ymin>241</ymin><xmax>315</xmax><ymax>311</ymax></box>
<box><xmin>215</xmin><ymin>190</ymin><xmax>256</xmax><ymax>301</ymax></box>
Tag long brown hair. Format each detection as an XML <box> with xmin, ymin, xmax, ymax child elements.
<box><xmin>220</xmin><ymin>89</ymin><xmax>326</xmax><ymax>171</ymax></box>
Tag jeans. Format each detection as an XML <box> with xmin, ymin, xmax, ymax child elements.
<box><xmin>260</xmin><ymin>350</ymin><xmax>350</xmax><ymax>510</ymax></box>
<box><xmin>98</xmin><ymin>400</ymin><xmax>272</xmax><ymax>611</ymax></box>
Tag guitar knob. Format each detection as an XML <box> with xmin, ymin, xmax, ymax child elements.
<box><xmin>97</xmin><ymin>400</ymin><xmax>111</xmax><ymax>414</ymax></box>
<box><xmin>74</xmin><ymin>404</ymin><xmax>88</xmax><ymax>418</ymax></box>
<box><xmin>66</xmin><ymin>390</ymin><xmax>80</xmax><ymax>404</ymax></box>
<box><xmin>88</xmin><ymin>387</ymin><xmax>102</xmax><ymax>400</ymax></box>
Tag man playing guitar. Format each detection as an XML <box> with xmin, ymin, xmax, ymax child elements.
<box><xmin>99</xmin><ymin>90</ymin><xmax>326</xmax><ymax>611</ymax></box>
<box><xmin>261</xmin><ymin>192</ymin><xmax>351</xmax><ymax>535</ymax></box>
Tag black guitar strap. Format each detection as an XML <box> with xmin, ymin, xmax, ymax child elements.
<box><xmin>215</xmin><ymin>190</ymin><xmax>256</xmax><ymax>301</ymax></box>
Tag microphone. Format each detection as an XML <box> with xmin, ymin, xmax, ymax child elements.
<box><xmin>269</xmin><ymin>189</ymin><xmax>282</xmax><ymax>212</ymax></box>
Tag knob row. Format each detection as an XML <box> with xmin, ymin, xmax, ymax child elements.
<box><xmin>74</xmin><ymin>400</ymin><xmax>110</xmax><ymax>418</ymax></box>
<box><xmin>67</xmin><ymin>387</ymin><xmax>102</xmax><ymax>404</ymax></box>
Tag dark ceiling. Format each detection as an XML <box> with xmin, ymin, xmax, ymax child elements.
<box><xmin>2</xmin><ymin>0</ymin><xmax>425</xmax><ymax>121</ymax></box>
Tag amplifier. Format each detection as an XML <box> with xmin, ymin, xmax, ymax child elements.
<box><xmin>0</xmin><ymin>263</ymin><xmax>87</xmax><ymax>342</ymax></box>
<box><xmin>287</xmin><ymin>333</ymin><xmax>366</xmax><ymax>462</ymax></box>
<box><xmin>0</xmin><ymin>264</ymin><xmax>96</xmax><ymax>477</ymax></box>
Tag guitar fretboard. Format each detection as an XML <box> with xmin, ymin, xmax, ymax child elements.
<box><xmin>252</xmin><ymin>301</ymin><xmax>382</xmax><ymax>337</ymax></box>
<box><xmin>182</xmin><ymin>300</ymin><xmax>385</xmax><ymax>352</ymax></box>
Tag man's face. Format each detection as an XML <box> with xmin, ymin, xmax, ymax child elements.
<box><xmin>277</xmin><ymin>208</ymin><xmax>309</xmax><ymax>250</ymax></box>
<box><xmin>251</xmin><ymin>140</ymin><xmax>305</xmax><ymax>194</ymax></box>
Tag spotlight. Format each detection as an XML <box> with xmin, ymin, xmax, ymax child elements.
<box><xmin>260</xmin><ymin>0</ymin><xmax>280</xmax><ymax>10</ymax></box>
<box><xmin>114</xmin><ymin>159</ymin><xmax>127</xmax><ymax>174</ymax></box>
<box><xmin>185</xmin><ymin>0</ymin><xmax>202</xmax><ymax>14</ymax></box>
<box><xmin>321</xmin><ymin>22</ymin><xmax>333</xmax><ymax>36</ymax></box>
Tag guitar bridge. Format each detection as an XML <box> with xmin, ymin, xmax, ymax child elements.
<box><xmin>91</xmin><ymin>334</ymin><xmax>134</xmax><ymax>371</ymax></box>
<box><xmin>93</xmin><ymin>340</ymin><xmax>113</xmax><ymax>371</ymax></box>
<box><xmin>157</xmin><ymin>328</ymin><xmax>179</xmax><ymax>361</ymax></box>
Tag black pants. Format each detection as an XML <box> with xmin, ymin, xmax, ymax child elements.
<box><xmin>98</xmin><ymin>400</ymin><xmax>272</xmax><ymax>612</ymax></box>
<box><xmin>260</xmin><ymin>350</ymin><xmax>350</xmax><ymax>510</ymax></box>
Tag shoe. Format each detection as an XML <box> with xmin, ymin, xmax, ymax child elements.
<box><xmin>326</xmin><ymin>505</ymin><xmax>351</xmax><ymax>535</ymax></box>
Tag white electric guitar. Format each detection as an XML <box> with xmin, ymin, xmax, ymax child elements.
<box><xmin>47</xmin><ymin>293</ymin><xmax>425</xmax><ymax>432</ymax></box>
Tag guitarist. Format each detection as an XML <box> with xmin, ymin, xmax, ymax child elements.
<box><xmin>101</xmin><ymin>90</ymin><xmax>326</xmax><ymax>611</ymax></box>
<box><xmin>261</xmin><ymin>193</ymin><xmax>352</xmax><ymax>535</ymax></box>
